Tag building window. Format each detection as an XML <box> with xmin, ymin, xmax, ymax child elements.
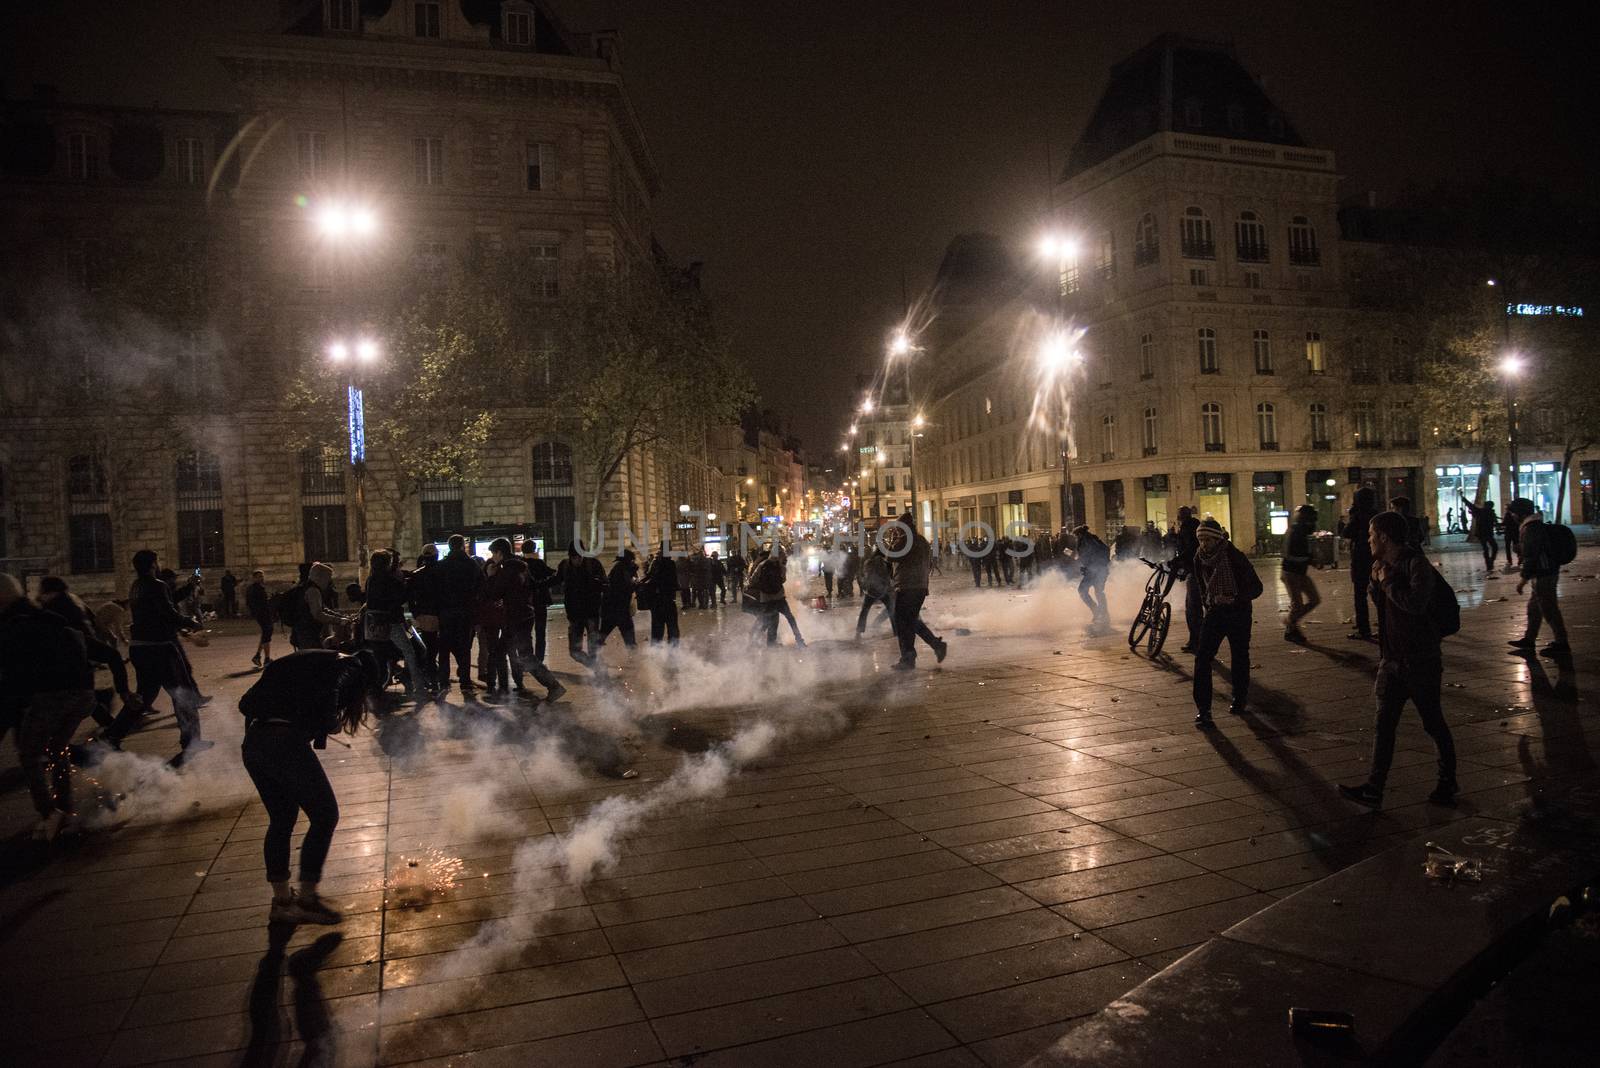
<box><xmin>884</xmin><ymin>473</ymin><xmax>896</xmax><ymax>493</ymax></box>
<box><xmin>1142</xmin><ymin>406</ymin><xmax>1158</xmax><ymax>456</ymax></box>
<box><xmin>1305</xmin><ymin>330</ymin><xmax>1325</xmax><ymax>374</ymax></box>
<box><xmin>1390</xmin><ymin>340</ymin><xmax>1416</xmax><ymax>384</ymax></box>
<box><xmin>1353</xmin><ymin>400</ymin><xmax>1380</xmax><ymax>447</ymax></box>
<box><xmin>1391</xmin><ymin>401</ymin><xmax>1419</xmax><ymax>446</ymax></box>
<box><xmin>419</xmin><ymin>478</ymin><xmax>464</xmax><ymax>538</ymax></box>
<box><xmin>67</xmin><ymin>455</ymin><xmax>113</xmax><ymax>573</ymax></box>
<box><xmin>1197</xmin><ymin>328</ymin><xmax>1219</xmax><ymax>374</ymax></box>
<box><xmin>1351</xmin><ymin>345</ymin><xmax>1377</xmax><ymax>383</ymax></box>
<box><xmin>1309</xmin><ymin>403</ymin><xmax>1330</xmax><ymax>448</ymax></box>
<box><xmin>1201</xmin><ymin>403</ymin><xmax>1225</xmax><ymax>451</ymax></box>
<box><xmin>1096</xmin><ymin>352</ymin><xmax>1113</xmax><ymax>388</ymax></box>
<box><xmin>175</xmin><ymin>450</ymin><xmax>225</xmax><ymax>569</ymax></box>
<box><xmin>413</xmin><ymin>137</ymin><xmax>444</xmax><ymax>187</ymax></box>
<box><xmin>1139</xmin><ymin>332</ymin><xmax>1155</xmax><ymax>378</ymax></box>
<box><xmin>327</xmin><ymin>0</ymin><xmax>360</xmax><ymax>31</ymax></box>
<box><xmin>1095</xmin><ymin>230</ymin><xmax>1116</xmax><ymax>280</ymax></box>
<box><xmin>532</xmin><ymin>441</ymin><xmax>576</xmax><ymax>544</ymax></box>
<box><xmin>529</xmin><ymin>242</ymin><xmax>560</xmax><ymax>298</ymax></box>
<box><xmin>1288</xmin><ymin>215</ymin><xmax>1320</xmax><ymax>266</ymax></box>
<box><xmin>1189</xmin><ymin>267</ymin><xmax>1209</xmax><ymax>287</ymax></box>
<box><xmin>1180</xmin><ymin>207</ymin><xmax>1215</xmax><ymax>259</ymax></box>
<box><xmin>1252</xmin><ymin>329</ymin><xmax>1272</xmax><ymax>374</ymax></box>
<box><xmin>177</xmin><ymin>137</ymin><xmax>205</xmax><ymax>186</ymax></box>
<box><xmin>525</xmin><ymin>141</ymin><xmax>554</xmax><ymax>191</ymax></box>
<box><xmin>504</xmin><ymin>9</ymin><xmax>533</xmax><ymax>45</ymax></box>
<box><xmin>67</xmin><ymin>132</ymin><xmax>96</xmax><ymax>180</ymax></box>
<box><xmin>299</xmin><ymin>446</ymin><xmax>348</xmax><ymax>563</ymax></box>
<box><xmin>1234</xmin><ymin>211</ymin><xmax>1269</xmax><ymax>262</ymax></box>
<box><xmin>297</xmin><ymin>131</ymin><xmax>328</xmax><ymax>182</ymax></box>
<box><xmin>1100</xmin><ymin>414</ymin><xmax>1115</xmax><ymax>461</ymax></box>
<box><xmin>1134</xmin><ymin>213</ymin><xmax>1159</xmax><ymax>266</ymax></box>
<box><xmin>1256</xmin><ymin>403</ymin><xmax>1278</xmax><ymax>450</ymax></box>
<box><xmin>414</xmin><ymin>1</ymin><xmax>442</xmax><ymax>37</ymax></box>
<box><xmin>1242</xmin><ymin>270</ymin><xmax>1262</xmax><ymax>289</ymax></box>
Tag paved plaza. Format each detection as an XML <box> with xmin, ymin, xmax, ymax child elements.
<box><xmin>3</xmin><ymin>549</ymin><xmax>1597</xmax><ymax>1067</ymax></box>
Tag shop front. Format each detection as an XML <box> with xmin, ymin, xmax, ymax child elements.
<box><xmin>1252</xmin><ymin>471</ymin><xmax>1287</xmax><ymax>553</ymax></box>
<box><xmin>1192</xmin><ymin>472</ymin><xmax>1233</xmax><ymax>536</ymax></box>
<box><xmin>1100</xmin><ymin>479</ymin><xmax>1126</xmax><ymax>533</ymax></box>
<box><xmin>1000</xmin><ymin>489</ymin><xmax>1026</xmax><ymax>535</ymax></box>
<box><xmin>1433</xmin><ymin>463</ymin><xmax>1498</xmax><ymax>535</ymax></box>
<box><xmin>1143</xmin><ymin>474</ymin><xmax>1171</xmax><ymax>532</ymax></box>
<box><xmin>1513</xmin><ymin>462</ymin><xmax>1564</xmax><ymax>519</ymax></box>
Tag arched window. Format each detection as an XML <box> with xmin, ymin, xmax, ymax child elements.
<box><xmin>1100</xmin><ymin>414</ymin><xmax>1115</xmax><ymax>461</ymax></box>
<box><xmin>1197</xmin><ymin>328</ymin><xmax>1219</xmax><ymax>374</ymax></box>
<box><xmin>1309</xmin><ymin>403</ymin><xmax>1330</xmax><ymax>448</ymax></box>
<box><xmin>1252</xmin><ymin>329</ymin><xmax>1273</xmax><ymax>374</ymax></box>
<box><xmin>1256</xmin><ymin>403</ymin><xmax>1278</xmax><ymax>449</ymax></box>
<box><xmin>67</xmin><ymin>454</ymin><xmax>114</xmax><ymax>573</ymax></box>
<box><xmin>1142</xmin><ymin>406</ymin><xmax>1158</xmax><ymax>456</ymax></box>
<box><xmin>1202</xmin><ymin>403</ymin><xmax>1224</xmax><ymax>451</ymax></box>
<box><xmin>1235</xmin><ymin>211</ymin><xmax>1269</xmax><ymax>262</ymax></box>
<box><xmin>532</xmin><ymin>441</ymin><xmax>576</xmax><ymax>544</ymax></box>
<box><xmin>175</xmin><ymin>449</ymin><xmax>224</xmax><ymax>568</ymax></box>
<box><xmin>1180</xmin><ymin>207</ymin><xmax>1214</xmax><ymax>259</ymax></box>
<box><xmin>1139</xmin><ymin>332</ymin><xmax>1155</xmax><ymax>378</ymax></box>
<box><xmin>1134</xmin><ymin>213</ymin><xmax>1159</xmax><ymax>266</ymax></box>
<box><xmin>1288</xmin><ymin>215</ymin><xmax>1320</xmax><ymax>265</ymax></box>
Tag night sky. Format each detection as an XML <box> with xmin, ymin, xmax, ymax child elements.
<box><xmin>7</xmin><ymin>1</ymin><xmax>1596</xmax><ymax>456</ymax></box>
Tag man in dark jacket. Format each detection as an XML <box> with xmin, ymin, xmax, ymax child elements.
<box><xmin>434</xmin><ymin>534</ymin><xmax>483</xmax><ymax>693</ymax></box>
<box><xmin>1190</xmin><ymin>520</ymin><xmax>1263</xmax><ymax>728</ymax></box>
<box><xmin>644</xmin><ymin>547</ymin><xmax>680</xmax><ymax>644</ymax></box>
<box><xmin>488</xmin><ymin>539</ymin><xmax>565</xmax><ymax>701</ymax></box>
<box><xmin>1073</xmin><ymin>525</ymin><xmax>1111</xmax><ymax>633</ymax></box>
<box><xmin>1340</xmin><ymin>511</ymin><xmax>1457</xmax><ymax>807</ymax></box>
<box><xmin>1281</xmin><ymin>505</ymin><xmax>1321</xmax><ymax>643</ymax></box>
<box><xmin>556</xmin><ymin>543</ymin><xmax>607</xmax><ymax>665</ymax></box>
<box><xmin>1342</xmin><ymin>487</ymin><xmax>1378</xmax><ymax>641</ymax></box>
<box><xmin>1174</xmin><ymin>507</ymin><xmax>1203</xmax><ymax>652</ymax></box>
<box><xmin>122</xmin><ymin>549</ymin><xmax>209</xmax><ymax>760</ymax></box>
<box><xmin>887</xmin><ymin>515</ymin><xmax>948</xmax><ymax>670</ymax></box>
<box><xmin>521</xmin><ymin>541</ymin><xmax>557</xmax><ymax>662</ymax></box>
<box><xmin>600</xmin><ymin>551</ymin><xmax>640</xmax><ymax>649</ymax></box>
<box><xmin>1509</xmin><ymin>513</ymin><xmax>1569</xmax><ymax>657</ymax></box>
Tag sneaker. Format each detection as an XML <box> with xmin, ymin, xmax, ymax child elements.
<box><xmin>545</xmin><ymin>681</ymin><xmax>567</xmax><ymax>703</ymax></box>
<box><xmin>1428</xmin><ymin>780</ymin><xmax>1459</xmax><ymax>805</ymax></box>
<box><xmin>1179</xmin><ymin>643</ymin><xmax>1198</xmax><ymax>654</ymax></box>
<box><xmin>1508</xmin><ymin>637</ymin><xmax>1537</xmax><ymax>649</ymax></box>
<box><xmin>933</xmin><ymin>640</ymin><xmax>949</xmax><ymax>664</ymax></box>
<box><xmin>1540</xmin><ymin>642</ymin><xmax>1571</xmax><ymax>657</ymax></box>
<box><xmin>1193</xmin><ymin>712</ymin><xmax>1214</xmax><ymax>729</ymax></box>
<box><xmin>1338</xmin><ymin>783</ymin><xmax>1383</xmax><ymax>808</ymax></box>
<box><xmin>268</xmin><ymin>891</ymin><xmax>343</xmax><ymax>926</ymax></box>
<box><xmin>891</xmin><ymin>659</ymin><xmax>916</xmax><ymax>671</ymax></box>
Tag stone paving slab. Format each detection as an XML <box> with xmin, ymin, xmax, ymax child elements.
<box><xmin>2</xmin><ymin>551</ymin><xmax>1598</xmax><ymax>1065</ymax></box>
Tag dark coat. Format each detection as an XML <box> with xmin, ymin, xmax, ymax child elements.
<box><xmin>433</xmin><ymin>550</ymin><xmax>482</xmax><ymax>618</ymax></box>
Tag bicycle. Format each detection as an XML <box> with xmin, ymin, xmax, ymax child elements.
<box><xmin>1128</xmin><ymin>557</ymin><xmax>1179</xmax><ymax>656</ymax></box>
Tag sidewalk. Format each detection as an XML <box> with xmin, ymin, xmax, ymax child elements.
<box><xmin>2</xmin><ymin>550</ymin><xmax>1596</xmax><ymax>1066</ymax></box>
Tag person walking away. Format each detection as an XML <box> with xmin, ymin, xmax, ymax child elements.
<box><xmin>1073</xmin><ymin>525</ymin><xmax>1112</xmax><ymax>633</ymax></box>
<box><xmin>856</xmin><ymin>546</ymin><xmax>894</xmax><ymax>635</ymax></box>
<box><xmin>245</xmin><ymin>570</ymin><xmax>274</xmax><ymax>667</ymax></box>
<box><xmin>118</xmin><ymin>549</ymin><xmax>211</xmax><ymax>762</ymax></box>
<box><xmin>556</xmin><ymin>543</ymin><xmax>606</xmax><ymax>665</ymax></box>
<box><xmin>1190</xmin><ymin>519</ymin><xmax>1263</xmax><ymax>727</ymax></box>
<box><xmin>727</xmin><ymin>550</ymin><xmax>748</xmax><ymax>603</ymax></box>
<box><xmin>710</xmin><ymin>551</ymin><xmax>728</xmax><ymax>605</ymax></box>
<box><xmin>1281</xmin><ymin>505</ymin><xmax>1321</xmax><ymax>643</ymax></box>
<box><xmin>0</xmin><ymin>575</ymin><xmax>139</xmax><ymax>838</ymax></box>
<box><xmin>887</xmin><ymin>514</ymin><xmax>948</xmax><ymax>670</ymax></box>
<box><xmin>521</xmin><ymin>541</ymin><xmax>556</xmax><ymax>662</ymax></box>
<box><xmin>239</xmin><ymin>649</ymin><xmax>382</xmax><ymax>924</ymax></box>
<box><xmin>1174</xmin><ymin>507</ymin><xmax>1204</xmax><ymax>652</ymax></box>
<box><xmin>364</xmin><ymin>551</ymin><xmax>428</xmax><ymax>698</ymax></box>
<box><xmin>1343</xmin><ymin>488</ymin><xmax>1379</xmax><ymax>640</ymax></box>
<box><xmin>1459</xmin><ymin>494</ymin><xmax>1499</xmax><ymax>573</ymax></box>
<box><xmin>1339</xmin><ymin>511</ymin><xmax>1458</xmax><ymax>806</ymax></box>
<box><xmin>600</xmin><ymin>551</ymin><xmax>640</xmax><ymax>649</ymax></box>
<box><xmin>644</xmin><ymin>548</ymin><xmax>681</xmax><ymax>645</ymax></box>
<box><xmin>1509</xmin><ymin>512</ymin><xmax>1570</xmax><ymax>657</ymax></box>
<box><xmin>434</xmin><ymin>535</ymin><xmax>482</xmax><ymax>693</ymax></box>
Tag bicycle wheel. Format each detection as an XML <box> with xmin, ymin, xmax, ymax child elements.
<box><xmin>1128</xmin><ymin>595</ymin><xmax>1153</xmax><ymax>648</ymax></box>
<box><xmin>1147</xmin><ymin>601</ymin><xmax>1172</xmax><ymax>656</ymax></box>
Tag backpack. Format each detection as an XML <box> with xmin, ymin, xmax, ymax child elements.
<box><xmin>1429</xmin><ymin>565</ymin><xmax>1461</xmax><ymax>638</ymax></box>
<box><xmin>272</xmin><ymin>583</ymin><xmax>306</xmax><ymax>631</ymax></box>
<box><xmin>1545</xmin><ymin>523</ymin><xmax>1578</xmax><ymax>567</ymax></box>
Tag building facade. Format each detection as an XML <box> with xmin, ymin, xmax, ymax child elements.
<box><xmin>0</xmin><ymin>1</ymin><xmax>724</xmax><ymax>593</ymax></box>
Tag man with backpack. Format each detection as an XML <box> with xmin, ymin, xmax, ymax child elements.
<box><xmin>1509</xmin><ymin>512</ymin><xmax>1572</xmax><ymax>657</ymax></box>
<box><xmin>1190</xmin><ymin>519</ymin><xmax>1263</xmax><ymax>728</ymax></box>
<box><xmin>1340</xmin><ymin>511</ymin><xmax>1458</xmax><ymax>808</ymax></box>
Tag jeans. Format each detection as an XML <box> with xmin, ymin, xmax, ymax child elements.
<box><xmin>1282</xmin><ymin>571</ymin><xmax>1320</xmax><ymax>633</ymax></box>
<box><xmin>1525</xmin><ymin>574</ymin><xmax>1568</xmax><ymax>643</ymax></box>
<box><xmin>1193</xmin><ymin>603</ymin><xmax>1251</xmax><ymax>713</ymax></box>
<box><xmin>242</xmin><ymin>724</ymin><xmax>339</xmax><ymax>884</ymax></box>
<box><xmin>1368</xmin><ymin>659</ymin><xmax>1455</xmax><ymax>789</ymax></box>
<box><xmin>439</xmin><ymin>615</ymin><xmax>473</xmax><ymax>686</ymax></box>
<box><xmin>1350</xmin><ymin>561</ymin><xmax>1372</xmax><ymax>637</ymax></box>
<box><xmin>650</xmin><ymin>602</ymin><xmax>680</xmax><ymax>644</ymax></box>
<box><xmin>506</xmin><ymin>620</ymin><xmax>558</xmax><ymax>691</ymax></box>
<box><xmin>892</xmin><ymin>589</ymin><xmax>942</xmax><ymax>664</ymax></box>
<box><xmin>856</xmin><ymin>592</ymin><xmax>894</xmax><ymax>632</ymax></box>
<box><xmin>18</xmin><ymin>689</ymin><xmax>95</xmax><ymax>816</ymax></box>
<box><xmin>387</xmin><ymin>622</ymin><xmax>427</xmax><ymax>695</ymax></box>
<box><xmin>126</xmin><ymin>641</ymin><xmax>202</xmax><ymax>746</ymax></box>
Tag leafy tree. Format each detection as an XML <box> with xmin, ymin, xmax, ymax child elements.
<box><xmin>1521</xmin><ymin>321</ymin><xmax>1600</xmax><ymax>522</ymax></box>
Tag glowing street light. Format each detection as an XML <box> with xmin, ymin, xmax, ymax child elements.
<box><xmin>315</xmin><ymin>200</ymin><xmax>380</xmax><ymax>240</ymax></box>
<box><xmin>861</xmin><ymin>397</ymin><xmax>874</xmax><ymax>414</ymax></box>
<box><xmin>1038</xmin><ymin>232</ymin><xmax>1079</xmax><ymax>264</ymax></box>
<box><xmin>1499</xmin><ymin>352</ymin><xmax>1525</xmax><ymax>499</ymax></box>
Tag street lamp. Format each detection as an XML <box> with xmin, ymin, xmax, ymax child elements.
<box><xmin>315</xmin><ymin>201</ymin><xmax>380</xmax><ymax>241</ymax></box>
<box><xmin>886</xmin><ymin>328</ymin><xmax>925</xmax><ymax>520</ymax></box>
<box><xmin>326</xmin><ymin>335</ymin><xmax>381</xmax><ymax>577</ymax></box>
<box><xmin>1036</xmin><ymin>328</ymin><xmax>1082</xmax><ymax>528</ymax></box>
<box><xmin>1499</xmin><ymin>353</ymin><xmax>1524</xmax><ymax>500</ymax></box>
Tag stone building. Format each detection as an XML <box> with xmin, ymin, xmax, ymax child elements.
<box><xmin>0</xmin><ymin>1</ymin><xmax>723</xmax><ymax>595</ymax></box>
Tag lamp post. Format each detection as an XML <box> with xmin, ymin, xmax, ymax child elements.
<box><xmin>1037</xmin><ymin>328</ymin><xmax>1081</xmax><ymax>529</ymax></box>
<box><xmin>1038</xmin><ymin>232</ymin><xmax>1081</xmax><ymax>528</ymax></box>
<box><xmin>1499</xmin><ymin>353</ymin><xmax>1523</xmax><ymax>501</ymax></box>
<box><xmin>327</xmin><ymin>336</ymin><xmax>380</xmax><ymax>577</ymax></box>
<box><xmin>888</xmin><ymin>331</ymin><xmax>924</xmax><ymax>521</ymax></box>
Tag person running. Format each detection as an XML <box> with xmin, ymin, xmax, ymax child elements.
<box><xmin>599</xmin><ymin>550</ymin><xmax>640</xmax><ymax>649</ymax></box>
<box><xmin>855</xmin><ymin>545</ymin><xmax>894</xmax><ymax>635</ymax></box>
<box><xmin>887</xmin><ymin>515</ymin><xmax>948</xmax><ymax>670</ymax></box>
<box><xmin>1509</xmin><ymin>512</ymin><xmax>1569</xmax><ymax>657</ymax></box>
<box><xmin>1281</xmin><ymin>504</ymin><xmax>1321</xmax><ymax>643</ymax></box>
<box><xmin>644</xmin><ymin>547</ymin><xmax>681</xmax><ymax>645</ymax></box>
<box><xmin>1343</xmin><ymin>488</ymin><xmax>1379</xmax><ymax>640</ymax></box>
<box><xmin>556</xmin><ymin>543</ymin><xmax>607</xmax><ymax>665</ymax></box>
<box><xmin>1073</xmin><ymin>525</ymin><xmax>1112</xmax><ymax>634</ymax></box>
<box><xmin>364</xmin><ymin>551</ymin><xmax>428</xmax><ymax>698</ymax></box>
<box><xmin>1190</xmin><ymin>519</ymin><xmax>1263</xmax><ymax>728</ymax></box>
<box><xmin>1339</xmin><ymin>511</ymin><xmax>1457</xmax><ymax>807</ymax></box>
<box><xmin>245</xmin><ymin>569</ymin><xmax>274</xmax><ymax>668</ymax></box>
<box><xmin>239</xmin><ymin>649</ymin><xmax>382</xmax><ymax>925</ymax></box>
<box><xmin>119</xmin><ymin>549</ymin><xmax>211</xmax><ymax>762</ymax></box>
<box><xmin>1174</xmin><ymin>507</ymin><xmax>1203</xmax><ymax>652</ymax></box>
<box><xmin>1459</xmin><ymin>493</ymin><xmax>1499</xmax><ymax>573</ymax></box>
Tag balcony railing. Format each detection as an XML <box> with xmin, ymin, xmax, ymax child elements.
<box><xmin>1181</xmin><ymin>239</ymin><xmax>1216</xmax><ymax>260</ymax></box>
<box><xmin>1289</xmin><ymin>247</ymin><xmax>1321</xmax><ymax>266</ymax></box>
<box><xmin>1205</xmin><ymin>442</ymin><xmax>1226</xmax><ymax>452</ymax></box>
<box><xmin>1236</xmin><ymin>242</ymin><xmax>1270</xmax><ymax>263</ymax></box>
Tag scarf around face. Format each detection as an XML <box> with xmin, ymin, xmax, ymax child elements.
<box><xmin>1198</xmin><ymin>540</ymin><xmax>1238</xmax><ymax>606</ymax></box>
